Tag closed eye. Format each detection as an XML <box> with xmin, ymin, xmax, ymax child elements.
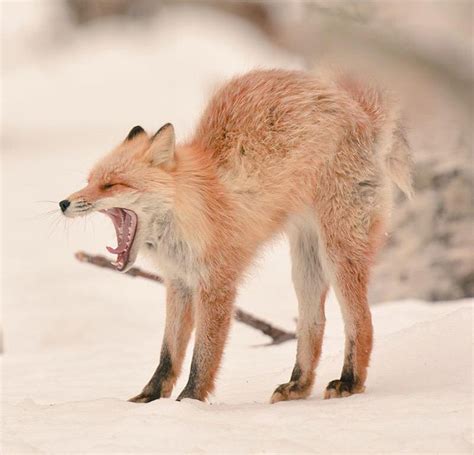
<box><xmin>102</xmin><ymin>182</ymin><xmax>132</xmax><ymax>191</ymax></box>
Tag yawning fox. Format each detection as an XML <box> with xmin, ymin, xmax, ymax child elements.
<box><xmin>60</xmin><ymin>69</ymin><xmax>412</xmax><ymax>403</ymax></box>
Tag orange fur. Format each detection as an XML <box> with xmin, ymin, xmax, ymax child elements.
<box><xmin>62</xmin><ymin>69</ymin><xmax>412</xmax><ymax>403</ymax></box>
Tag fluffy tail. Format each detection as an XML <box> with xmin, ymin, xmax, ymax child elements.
<box><xmin>385</xmin><ymin>122</ymin><xmax>414</xmax><ymax>199</ymax></box>
<box><xmin>336</xmin><ymin>72</ymin><xmax>414</xmax><ymax>199</ymax></box>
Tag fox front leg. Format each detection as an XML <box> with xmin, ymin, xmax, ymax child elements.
<box><xmin>129</xmin><ymin>280</ymin><xmax>194</xmax><ymax>403</ymax></box>
<box><xmin>177</xmin><ymin>284</ymin><xmax>235</xmax><ymax>401</ymax></box>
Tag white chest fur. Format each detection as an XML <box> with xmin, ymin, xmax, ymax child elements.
<box><xmin>143</xmin><ymin>212</ymin><xmax>204</xmax><ymax>287</ymax></box>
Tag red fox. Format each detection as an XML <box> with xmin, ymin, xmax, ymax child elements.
<box><xmin>60</xmin><ymin>69</ymin><xmax>412</xmax><ymax>403</ymax></box>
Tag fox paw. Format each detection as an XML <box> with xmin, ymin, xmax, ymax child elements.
<box><xmin>324</xmin><ymin>379</ymin><xmax>365</xmax><ymax>399</ymax></box>
<box><xmin>176</xmin><ymin>387</ymin><xmax>206</xmax><ymax>402</ymax></box>
<box><xmin>270</xmin><ymin>381</ymin><xmax>311</xmax><ymax>404</ymax></box>
<box><xmin>129</xmin><ymin>380</ymin><xmax>174</xmax><ymax>403</ymax></box>
<box><xmin>128</xmin><ymin>391</ymin><xmax>161</xmax><ymax>403</ymax></box>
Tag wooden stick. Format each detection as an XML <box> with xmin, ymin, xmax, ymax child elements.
<box><xmin>75</xmin><ymin>251</ymin><xmax>164</xmax><ymax>283</ymax></box>
<box><xmin>75</xmin><ymin>251</ymin><xmax>296</xmax><ymax>345</ymax></box>
<box><xmin>234</xmin><ymin>309</ymin><xmax>296</xmax><ymax>345</ymax></box>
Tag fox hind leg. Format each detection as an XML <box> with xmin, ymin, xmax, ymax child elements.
<box><xmin>323</xmin><ymin>257</ymin><xmax>373</xmax><ymax>399</ymax></box>
<box><xmin>321</xmin><ymin>215</ymin><xmax>382</xmax><ymax>399</ymax></box>
<box><xmin>271</xmin><ymin>216</ymin><xmax>328</xmax><ymax>403</ymax></box>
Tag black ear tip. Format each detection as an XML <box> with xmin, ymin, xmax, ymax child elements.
<box><xmin>153</xmin><ymin>123</ymin><xmax>174</xmax><ymax>139</ymax></box>
<box><xmin>126</xmin><ymin>125</ymin><xmax>145</xmax><ymax>141</ymax></box>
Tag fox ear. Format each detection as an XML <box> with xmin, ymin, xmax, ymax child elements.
<box><xmin>126</xmin><ymin>125</ymin><xmax>146</xmax><ymax>141</ymax></box>
<box><xmin>150</xmin><ymin>123</ymin><xmax>175</xmax><ymax>165</ymax></box>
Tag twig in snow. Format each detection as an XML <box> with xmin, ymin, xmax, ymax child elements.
<box><xmin>234</xmin><ymin>309</ymin><xmax>296</xmax><ymax>345</ymax></box>
<box><xmin>75</xmin><ymin>251</ymin><xmax>164</xmax><ymax>283</ymax></box>
<box><xmin>75</xmin><ymin>251</ymin><xmax>296</xmax><ymax>345</ymax></box>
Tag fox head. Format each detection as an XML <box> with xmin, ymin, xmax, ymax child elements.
<box><xmin>60</xmin><ymin>123</ymin><xmax>177</xmax><ymax>272</ymax></box>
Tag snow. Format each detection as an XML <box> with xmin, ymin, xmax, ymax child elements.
<box><xmin>1</xmin><ymin>4</ymin><xmax>473</xmax><ymax>454</ymax></box>
<box><xmin>3</xmin><ymin>298</ymin><xmax>473</xmax><ymax>453</ymax></box>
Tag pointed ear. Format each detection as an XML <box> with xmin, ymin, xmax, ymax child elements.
<box><xmin>125</xmin><ymin>125</ymin><xmax>146</xmax><ymax>141</ymax></box>
<box><xmin>150</xmin><ymin>123</ymin><xmax>175</xmax><ymax>165</ymax></box>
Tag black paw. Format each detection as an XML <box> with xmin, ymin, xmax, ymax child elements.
<box><xmin>270</xmin><ymin>381</ymin><xmax>311</xmax><ymax>403</ymax></box>
<box><xmin>176</xmin><ymin>387</ymin><xmax>205</xmax><ymax>402</ymax></box>
<box><xmin>324</xmin><ymin>379</ymin><xmax>365</xmax><ymax>399</ymax></box>
<box><xmin>128</xmin><ymin>391</ymin><xmax>161</xmax><ymax>403</ymax></box>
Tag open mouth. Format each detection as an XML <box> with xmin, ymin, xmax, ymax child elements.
<box><xmin>100</xmin><ymin>208</ymin><xmax>138</xmax><ymax>271</ymax></box>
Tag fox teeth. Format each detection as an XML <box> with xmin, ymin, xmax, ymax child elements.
<box><xmin>101</xmin><ymin>207</ymin><xmax>138</xmax><ymax>271</ymax></box>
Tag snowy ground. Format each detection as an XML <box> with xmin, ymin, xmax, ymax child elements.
<box><xmin>2</xmin><ymin>4</ymin><xmax>473</xmax><ymax>454</ymax></box>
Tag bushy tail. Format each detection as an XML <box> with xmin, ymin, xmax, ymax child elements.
<box><xmin>386</xmin><ymin>122</ymin><xmax>414</xmax><ymax>199</ymax></box>
<box><xmin>336</xmin><ymin>72</ymin><xmax>414</xmax><ymax>199</ymax></box>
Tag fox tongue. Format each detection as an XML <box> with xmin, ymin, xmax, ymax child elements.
<box><xmin>106</xmin><ymin>209</ymin><xmax>132</xmax><ymax>254</ymax></box>
<box><xmin>101</xmin><ymin>207</ymin><xmax>138</xmax><ymax>272</ymax></box>
<box><xmin>106</xmin><ymin>244</ymin><xmax>126</xmax><ymax>254</ymax></box>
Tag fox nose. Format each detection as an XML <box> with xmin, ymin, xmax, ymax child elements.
<box><xmin>59</xmin><ymin>199</ymin><xmax>70</xmax><ymax>213</ymax></box>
